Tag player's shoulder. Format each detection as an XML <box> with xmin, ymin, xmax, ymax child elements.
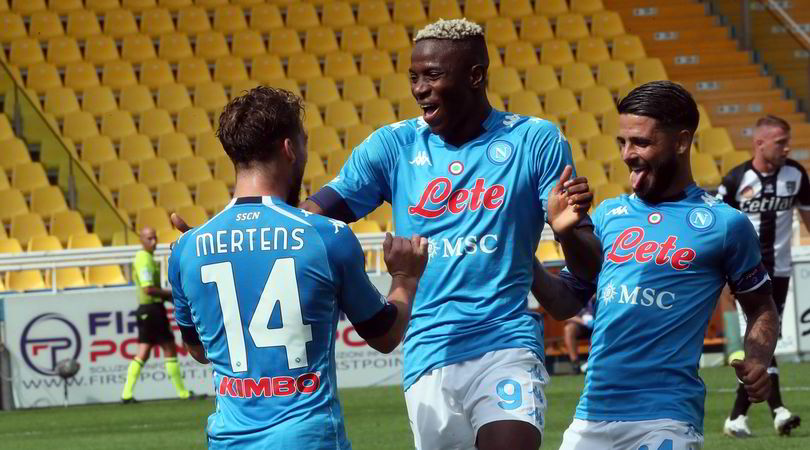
<box><xmin>359</xmin><ymin>117</ymin><xmax>425</xmax><ymax>149</ymax></box>
<box><xmin>592</xmin><ymin>193</ymin><xmax>632</xmax><ymax>217</ymax></box>
<box><xmin>724</xmin><ymin>159</ymin><xmax>752</xmax><ymax>183</ymax></box>
<box><xmin>498</xmin><ymin>111</ymin><xmax>561</xmax><ymax>137</ymax></box>
<box><xmin>688</xmin><ymin>186</ymin><xmax>748</xmax><ymax>226</ymax></box>
<box><xmin>783</xmin><ymin>158</ymin><xmax>808</xmax><ymax>175</ymax></box>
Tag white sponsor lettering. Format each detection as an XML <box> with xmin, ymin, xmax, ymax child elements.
<box><xmin>195</xmin><ymin>228</ymin><xmax>306</xmax><ymax>257</ymax></box>
<box><xmin>603</xmin><ymin>281</ymin><xmax>675</xmax><ymax>310</ymax></box>
<box><xmin>438</xmin><ymin>234</ymin><xmax>499</xmax><ymax>258</ymax></box>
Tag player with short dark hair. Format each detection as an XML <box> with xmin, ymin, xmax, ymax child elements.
<box><xmin>168</xmin><ymin>86</ymin><xmax>429</xmax><ymax>449</ymax></box>
<box><xmin>301</xmin><ymin>18</ymin><xmax>601</xmax><ymax>450</ymax></box>
<box><xmin>532</xmin><ymin>81</ymin><xmax>780</xmax><ymax>448</ymax></box>
<box><xmin>718</xmin><ymin>114</ymin><xmax>807</xmax><ymax>437</ymax></box>
<box><xmin>120</xmin><ymin>226</ymin><xmax>191</xmax><ymax>403</ymax></box>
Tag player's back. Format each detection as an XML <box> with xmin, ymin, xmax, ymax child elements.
<box><xmin>170</xmin><ymin>196</ymin><xmax>353</xmax><ymax>449</ymax></box>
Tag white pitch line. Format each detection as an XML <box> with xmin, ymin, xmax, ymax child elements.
<box><xmin>713</xmin><ymin>386</ymin><xmax>810</xmax><ymax>393</ymax></box>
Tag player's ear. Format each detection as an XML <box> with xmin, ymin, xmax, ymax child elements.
<box><xmin>676</xmin><ymin>129</ymin><xmax>692</xmax><ymax>155</ymax></box>
<box><xmin>470</xmin><ymin>64</ymin><xmax>487</xmax><ymax>90</ymax></box>
<box><xmin>281</xmin><ymin>137</ymin><xmax>297</xmax><ymax>165</ymax></box>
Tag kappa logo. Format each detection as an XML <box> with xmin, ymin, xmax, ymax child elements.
<box><xmin>328</xmin><ymin>219</ymin><xmax>346</xmax><ymax>234</ymax></box>
<box><xmin>701</xmin><ymin>193</ymin><xmax>719</xmax><ymax>207</ymax></box>
<box><xmin>606</xmin><ymin>205</ymin><xmax>628</xmax><ymax>216</ymax></box>
<box><xmin>409</xmin><ymin>151</ymin><xmax>432</xmax><ymax>166</ymax></box>
<box><xmin>503</xmin><ymin>114</ymin><xmax>520</xmax><ymax>128</ymax></box>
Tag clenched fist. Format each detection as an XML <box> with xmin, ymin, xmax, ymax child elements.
<box><xmin>731</xmin><ymin>358</ymin><xmax>771</xmax><ymax>402</ymax></box>
<box><xmin>383</xmin><ymin>233</ymin><xmax>429</xmax><ymax>282</ymax></box>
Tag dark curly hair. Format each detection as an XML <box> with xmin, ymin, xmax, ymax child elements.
<box><xmin>618</xmin><ymin>81</ymin><xmax>699</xmax><ymax>134</ymax></box>
<box><xmin>217</xmin><ymin>86</ymin><xmax>305</xmax><ymax>169</ymax></box>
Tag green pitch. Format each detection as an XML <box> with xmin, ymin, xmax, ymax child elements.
<box><xmin>1</xmin><ymin>363</ymin><xmax>808</xmax><ymax>449</ymax></box>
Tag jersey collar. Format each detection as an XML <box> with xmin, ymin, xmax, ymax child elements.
<box><xmin>630</xmin><ymin>183</ymin><xmax>700</xmax><ymax>205</ymax></box>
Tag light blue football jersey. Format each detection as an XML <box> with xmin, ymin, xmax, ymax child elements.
<box><xmin>325</xmin><ymin>109</ymin><xmax>574</xmax><ymax>389</ymax></box>
<box><xmin>570</xmin><ymin>184</ymin><xmax>768</xmax><ymax>432</ymax></box>
<box><xmin>168</xmin><ymin>196</ymin><xmax>388</xmax><ymax>449</ymax></box>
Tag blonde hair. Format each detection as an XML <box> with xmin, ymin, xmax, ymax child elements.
<box><xmin>414</xmin><ymin>18</ymin><xmax>484</xmax><ymax>42</ymax></box>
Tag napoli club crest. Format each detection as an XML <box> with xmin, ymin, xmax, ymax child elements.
<box><xmin>487</xmin><ymin>140</ymin><xmax>514</xmax><ymax>165</ymax></box>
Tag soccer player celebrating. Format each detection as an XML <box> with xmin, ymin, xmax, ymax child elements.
<box><xmin>302</xmin><ymin>19</ymin><xmax>601</xmax><ymax>449</ymax></box>
<box><xmin>532</xmin><ymin>81</ymin><xmax>780</xmax><ymax>448</ymax></box>
<box><xmin>120</xmin><ymin>226</ymin><xmax>192</xmax><ymax>403</ymax></box>
<box><xmin>168</xmin><ymin>87</ymin><xmax>429</xmax><ymax>449</ymax></box>
<box><xmin>718</xmin><ymin>115</ymin><xmax>807</xmax><ymax>437</ymax></box>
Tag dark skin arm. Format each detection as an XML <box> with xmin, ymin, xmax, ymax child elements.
<box><xmin>531</xmin><ymin>258</ymin><xmax>589</xmax><ymax>321</ymax></box>
<box><xmin>733</xmin><ymin>288</ymin><xmax>779</xmax><ymax>402</ymax></box>
<box><xmin>185</xmin><ymin>343</ymin><xmax>208</xmax><ymax>364</ymax></box>
<box><xmin>300</xmin><ymin>199</ymin><xmax>326</xmax><ymax>216</ymax></box>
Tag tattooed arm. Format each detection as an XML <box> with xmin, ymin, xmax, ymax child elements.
<box><xmin>733</xmin><ymin>287</ymin><xmax>779</xmax><ymax>402</ymax></box>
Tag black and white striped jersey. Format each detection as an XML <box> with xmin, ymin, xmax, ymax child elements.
<box><xmin>717</xmin><ymin>158</ymin><xmax>810</xmax><ymax>277</ymax></box>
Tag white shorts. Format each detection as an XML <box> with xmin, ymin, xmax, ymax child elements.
<box><xmin>560</xmin><ymin>419</ymin><xmax>704</xmax><ymax>450</ymax></box>
<box><xmin>404</xmin><ymin>348</ymin><xmax>548</xmax><ymax>450</ymax></box>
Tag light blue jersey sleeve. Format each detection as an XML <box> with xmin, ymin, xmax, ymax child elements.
<box><xmin>168</xmin><ymin>235</ymin><xmax>192</xmax><ymax>328</ymax></box>
<box><xmin>328</xmin><ymin>128</ymin><xmax>398</xmax><ymax>220</ymax></box>
<box><xmin>529</xmin><ymin>121</ymin><xmax>576</xmax><ymax>223</ymax></box>
<box><xmin>723</xmin><ymin>210</ymin><xmax>769</xmax><ymax>293</ymax></box>
<box><xmin>319</xmin><ymin>223</ymin><xmax>387</xmax><ymax>324</ymax></box>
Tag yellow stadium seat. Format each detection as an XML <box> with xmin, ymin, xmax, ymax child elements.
<box><xmin>536</xmin><ymin>240</ymin><xmax>561</xmax><ymax>262</ymax></box>
<box><xmin>288</xmin><ymin>53</ymin><xmax>323</xmax><ymax>82</ymax></box>
<box><xmin>264</xmin><ymin>78</ymin><xmax>299</xmax><ymax>97</ymax></box>
<box><xmin>68</xmin><ymin>233</ymin><xmax>103</xmax><ymax>249</ymax></box>
<box><xmin>157</xmin><ymin>83</ymin><xmax>192</xmax><ymax>114</ymax></box>
<box><xmin>103</xmin><ymin>9</ymin><xmax>138</xmax><ymax>39</ymax></box>
<box><xmin>30</xmin><ymin>11</ymin><xmax>65</xmax><ymax>40</ymax></box>
<box><xmin>613</xmin><ymin>35</ymin><xmax>647</xmax><ymax>63</ymax></box>
<box><xmin>309</xmin><ymin>172</ymin><xmax>335</xmax><ymax>193</ymax></box>
<box><xmin>345</xmin><ymin>123</ymin><xmax>374</xmax><ymax>149</ymax></box>
<box><xmin>503</xmin><ymin>0</ymin><xmax>537</xmax><ymax>19</ymax></box>
<box><xmin>488</xmin><ymin>91</ymin><xmax>506</xmax><ymax>110</ymax></box>
<box><xmin>140</xmin><ymin>7</ymin><xmax>174</xmax><ymax>37</ymax></box>
<box><xmin>599</xmin><ymin>109</ymin><xmax>619</xmax><ymax>137</ymax></box>
<box><xmin>586</xmin><ymin>133</ymin><xmax>621</xmax><ymax>163</ymax></box>
<box><xmin>157</xmin><ymin>180</ymin><xmax>193</xmax><ymax>211</ymax></box>
<box><xmin>518</xmin><ymin>15</ymin><xmax>553</xmax><ymax>45</ymax></box>
<box><xmin>343</xmin><ymin>75</ymin><xmax>378</xmax><ymax>105</ymax></box>
<box><xmin>561</xmin><ymin>62</ymin><xmax>595</xmax><ymax>92</ymax></box>
<box><xmin>86</xmin><ymin>262</ymin><xmax>128</xmax><ymax>286</ymax></box>
<box><xmin>84</xmin><ymin>35</ymin><xmax>119</xmax><ymax>66</ymax></box>
<box><xmin>82</xmin><ymin>85</ymin><xmax>117</xmax><ymax>116</ymax></box>
<box><xmin>86</xmin><ymin>0</ymin><xmax>119</xmax><ymax>12</ymax></box>
<box><xmin>507</xmin><ymin>91</ymin><xmax>543</xmax><ymax>116</ymax></box>
<box><xmin>140</xmin><ymin>108</ymin><xmax>175</xmax><ymax>139</ymax></box>
<box><xmin>536</xmin><ymin>0</ymin><xmax>567</xmax><ymax>16</ymax></box>
<box><xmin>485</xmin><ymin>18</ymin><xmax>518</xmax><ymax>47</ymax></box>
<box><xmin>50</xmin><ymin>210</ymin><xmax>87</xmax><ymax>245</ymax></box>
<box><xmin>487</xmin><ymin>67</ymin><xmax>523</xmax><ymax>96</ymax></box>
<box><xmin>358</xmin><ymin>0</ymin><xmax>391</xmax><ymax>27</ymax></box>
<box><xmin>26</xmin><ymin>62</ymin><xmax>62</xmax><ymax>93</ymax></box>
<box><xmin>572</xmin><ymin>0</ymin><xmax>604</xmax><ymax>13</ymax></box>
<box><xmin>721</xmin><ymin>151</ymin><xmax>751</xmax><ymax>175</ymax></box>
<box><xmin>11</xmin><ymin>212</ymin><xmax>48</xmax><ymax>245</ymax></box>
<box><xmin>196</xmin><ymin>178</ymin><xmax>231</xmax><ymax>213</ymax></box>
<box><xmin>0</xmin><ymin>12</ymin><xmax>26</xmax><ymax>44</ymax></box>
<box><xmin>428</xmin><ymin>0</ymin><xmax>462</xmax><ymax>21</ymax></box>
<box><xmin>99</xmin><ymin>159</ymin><xmax>137</xmax><ymax>191</ymax></box>
<box><xmin>698</xmin><ymin>128</ymin><xmax>735</xmax><ymax>157</ymax></box>
<box><xmin>8</xmin><ymin>269</ymin><xmax>46</xmax><ymax>292</ymax></box>
<box><xmin>322</xmin><ymin>2</ymin><xmax>355</xmax><ymax>28</ymax></box>
<box><xmin>286</xmin><ymin>3</ymin><xmax>319</xmax><ymax>30</ymax></box>
<box><xmin>304</xmin><ymin>27</ymin><xmax>339</xmax><ymax>57</ymax></box>
<box><xmin>122</xmin><ymin>0</ymin><xmax>157</xmax><ymax>11</ymax></box>
<box><xmin>196</xmin><ymin>131</ymin><xmax>226</xmax><ymax>162</ymax></box>
<box><xmin>176</xmin><ymin>57</ymin><xmax>212</xmax><ymax>85</ymax></box>
<box><xmin>303</xmin><ymin>101</ymin><xmax>324</xmax><ymax>130</ymax></box>
<box><xmin>12</xmin><ymin>0</ymin><xmax>45</xmax><ymax>15</ymax></box>
<box><xmin>327</xmin><ymin>148</ymin><xmax>351</xmax><ymax>173</ymax></box>
<box><xmin>367</xmin><ymin>202</ymin><xmax>393</xmax><ymax>228</ymax></box>
<box><xmin>692</xmin><ymin>152</ymin><xmax>721</xmax><ymax>187</ymax></box>
<box><xmin>119</xmin><ymin>85</ymin><xmax>155</xmax><ymax>115</ymax></box>
<box><xmin>325</xmin><ymin>100</ymin><xmax>360</xmax><ymax>130</ymax></box>
<box><xmin>268</xmin><ymin>28</ymin><xmax>302</xmax><ymax>57</ymax></box>
<box><xmin>0</xmin><ymin>188</ymin><xmax>27</xmax><ymax>223</ymax></box>
<box><xmin>396</xmin><ymin>47</ymin><xmax>413</xmax><ymax>73</ymax></box>
<box><xmin>576</xmin><ymin>37</ymin><xmax>610</xmax><ymax>65</ymax></box>
<box><xmin>362</xmin><ymin>99</ymin><xmax>396</xmax><ymax>128</ymax></box>
<box><xmin>378</xmin><ymin>23</ymin><xmax>411</xmax><ymax>53</ymax></box>
<box><xmin>633</xmin><ymin>58</ymin><xmax>668</xmax><ymax>84</ymax></box>
<box><xmin>248</xmin><ymin>4</ymin><xmax>282</xmax><ymax>33</ymax></box>
<box><xmin>213</xmin><ymin>154</ymin><xmax>235</xmax><ymax>187</ymax></box>
<box><xmin>139</xmin><ymin>157</ymin><xmax>175</xmax><ymax>190</ymax></box>
<box><xmin>177</xmin><ymin>6</ymin><xmax>211</xmax><ymax>34</ymax></box>
<box><xmin>555</xmin><ymin>13</ymin><xmax>589</xmax><ymax>41</ymax></box>
<box><xmin>194</xmin><ymin>81</ymin><xmax>228</xmax><ymax>112</ymax></box>
<box><xmin>541</xmin><ymin>39</ymin><xmax>574</xmax><ymax>67</ymax></box>
<box><xmin>119</xmin><ymin>134</ymin><xmax>155</xmax><ymax>167</ymax></box>
<box><xmin>576</xmin><ymin>159</ymin><xmax>608</xmax><ymax>188</ymax></box>
<box><xmin>44</xmin><ymin>87</ymin><xmax>80</xmax><ymax>118</ymax></box>
<box><xmin>597</xmin><ymin>60</ymin><xmax>632</xmax><ymax>92</ymax></box>
<box><xmin>0</xmin><ymin>236</ymin><xmax>22</xmax><ymax>254</ymax></box>
<box><xmin>62</xmin><ymin>111</ymin><xmax>99</xmax><ymax>143</ymax></box>
<box><xmin>0</xmin><ymin>116</ymin><xmax>12</xmax><ymax>141</ymax></box>
<box><xmin>249</xmin><ymin>54</ymin><xmax>284</xmax><ymax>84</ymax></box>
<box><xmin>565</xmin><ymin>111</ymin><xmax>600</xmax><ymax>143</ymax></box>
<box><xmin>136</xmin><ymin>206</ymin><xmax>171</xmax><ymax>232</ymax></box>
<box><xmin>102</xmin><ymin>60</ymin><xmax>138</xmax><ymax>90</ymax></box>
<box><xmin>110</xmin><ymin>229</ymin><xmax>139</xmax><ymax>246</ymax></box>
<box><xmin>305</xmin><ymin>77</ymin><xmax>341</xmax><ymax>107</ymax></box>
<box><xmin>593</xmin><ymin>182</ymin><xmax>624</xmax><ymax>207</ymax></box>
<box><xmin>581</xmin><ymin>85</ymin><xmax>616</xmax><ymax>117</ymax></box>
<box><xmin>195</xmin><ymin>31</ymin><xmax>230</xmax><ymax>61</ymax></box>
<box><xmin>351</xmin><ymin>219</ymin><xmax>382</xmax><ymax>234</ymax></box>
<box><xmin>617</xmin><ymin>83</ymin><xmax>638</xmax><ymax>101</ymax></box>
<box><xmin>393</xmin><ymin>0</ymin><xmax>426</xmax><ymax>27</ymax></box>
<box><xmin>0</xmin><ymin>138</ymin><xmax>30</xmax><ymax>172</ymax></box>
<box><xmin>94</xmin><ymin>206</ymin><xmax>132</xmax><ymax>243</ymax></box>
<box><xmin>232</xmin><ymin>30</ymin><xmax>266</xmax><ymax>59</ymax></box>
<box><xmin>544</xmin><ymin>88</ymin><xmax>579</xmax><ymax>118</ymax></box>
<box><xmin>567</xmin><ymin>138</ymin><xmax>584</xmax><ymax>162</ymax></box>
<box><xmin>176</xmin><ymin>155</ymin><xmax>212</xmax><ymax>186</ymax></box>
<box><xmin>101</xmin><ymin>109</ymin><xmax>137</xmax><ymax>140</ymax></box>
<box><xmin>503</xmin><ymin>41</ymin><xmax>538</xmax><ymax>70</ymax></box>
<box><xmin>303</xmin><ymin>157</ymin><xmax>326</xmax><ymax>186</ymax></box>
<box><xmin>213</xmin><ymin>4</ymin><xmax>247</xmax><ymax>33</ymax></box>
<box><xmin>324</xmin><ymin>51</ymin><xmax>359</xmax><ymax>80</ymax></box>
<box><xmin>140</xmin><ymin>59</ymin><xmax>175</xmax><ymax>89</ymax></box>
<box><xmin>118</xmin><ymin>182</ymin><xmax>155</xmax><ymax>217</ymax></box>
<box><xmin>156</xmin><ymin>132</ymin><xmax>194</xmax><ymax>164</ymax></box>
<box><xmin>464</xmin><ymin>0</ymin><xmax>497</xmax><ymax>22</ymax></box>
<box><xmin>157</xmin><ymin>227</ymin><xmax>182</xmax><ymax>244</ymax></box>
<box><xmin>341</xmin><ymin>25</ymin><xmax>375</xmax><ymax>54</ymax></box>
<box><xmin>177</xmin><ymin>106</ymin><xmax>212</xmax><ymax>136</ymax></box>
<box><xmin>158</xmin><ymin>33</ymin><xmax>193</xmax><ymax>61</ymax></box>
<box><xmin>591</xmin><ymin>11</ymin><xmax>624</xmax><ymax>39</ymax></box>
<box><xmin>380</xmin><ymin>73</ymin><xmax>411</xmax><ymax>103</ymax></box>
<box><xmin>608</xmin><ymin>158</ymin><xmax>630</xmax><ymax>191</ymax></box>
<box><xmin>66</xmin><ymin>9</ymin><xmax>102</xmax><ymax>39</ymax></box>
<box><xmin>30</xmin><ymin>185</ymin><xmax>66</xmax><ymax>217</ymax></box>
<box><xmin>81</xmin><ymin>135</ymin><xmax>117</xmax><ymax>167</ymax></box>
<box><xmin>176</xmin><ymin>204</ymin><xmax>208</xmax><ymax>227</ymax></box>
<box><xmin>525</xmin><ymin>64</ymin><xmax>560</xmax><ymax>95</ymax></box>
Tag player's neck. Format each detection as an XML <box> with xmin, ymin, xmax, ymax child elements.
<box><xmin>752</xmin><ymin>156</ymin><xmax>778</xmax><ymax>175</ymax></box>
<box><xmin>439</xmin><ymin>100</ymin><xmax>491</xmax><ymax>147</ymax></box>
<box><xmin>233</xmin><ymin>165</ymin><xmax>290</xmax><ymax>202</ymax></box>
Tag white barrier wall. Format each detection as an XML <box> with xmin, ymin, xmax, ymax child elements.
<box><xmin>2</xmin><ymin>276</ymin><xmax>399</xmax><ymax>409</ymax></box>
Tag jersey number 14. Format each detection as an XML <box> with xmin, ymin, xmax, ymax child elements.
<box><xmin>201</xmin><ymin>258</ymin><xmax>313</xmax><ymax>373</ymax></box>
